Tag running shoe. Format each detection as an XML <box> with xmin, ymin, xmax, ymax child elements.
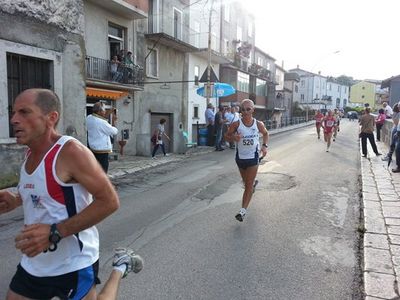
<box><xmin>382</xmin><ymin>156</ymin><xmax>390</xmax><ymax>161</ymax></box>
<box><xmin>112</xmin><ymin>248</ymin><xmax>144</xmax><ymax>278</ymax></box>
<box><xmin>235</xmin><ymin>213</ymin><xmax>244</xmax><ymax>222</ymax></box>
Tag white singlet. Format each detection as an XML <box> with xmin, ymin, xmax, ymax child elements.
<box><xmin>236</xmin><ymin>118</ymin><xmax>260</xmax><ymax>159</ymax></box>
<box><xmin>18</xmin><ymin>136</ymin><xmax>99</xmax><ymax>277</ymax></box>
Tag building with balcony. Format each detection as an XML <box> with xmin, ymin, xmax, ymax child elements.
<box><xmin>83</xmin><ymin>0</ymin><xmax>148</xmax><ymax>155</ymax></box>
<box><xmin>326</xmin><ymin>77</ymin><xmax>349</xmax><ymax>109</ymax></box>
<box><xmin>349</xmin><ymin>80</ymin><xmax>381</xmax><ymax>109</ymax></box>
<box><xmin>0</xmin><ymin>0</ymin><xmax>87</xmax><ymax>188</ymax></box>
<box><xmin>284</xmin><ymin>72</ymin><xmax>300</xmax><ymax>120</ymax></box>
<box><xmin>381</xmin><ymin>74</ymin><xmax>400</xmax><ymax>107</ymax></box>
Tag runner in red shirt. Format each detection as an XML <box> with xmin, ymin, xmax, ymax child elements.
<box><xmin>315</xmin><ymin>110</ymin><xmax>324</xmax><ymax>139</ymax></box>
<box><xmin>322</xmin><ymin>110</ymin><xmax>336</xmax><ymax>152</ymax></box>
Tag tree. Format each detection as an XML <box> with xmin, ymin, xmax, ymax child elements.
<box><xmin>336</xmin><ymin>75</ymin><xmax>356</xmax><ymax>86</ymax></box>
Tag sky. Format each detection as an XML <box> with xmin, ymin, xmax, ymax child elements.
<box><xmin>244</xmin><ymin>0</ymin><xmax>400</xmax><ymax>81</ymax></box>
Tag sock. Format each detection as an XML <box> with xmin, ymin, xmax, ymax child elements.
<box><xmin>240</xmin><ymin>208</ymin><xmax>247</xmax><ymax>215</ymax></box>
<box><xmin>114</xmin><ymin>264</ymin><xmax>127</xmax><ymax>275</ymax></box>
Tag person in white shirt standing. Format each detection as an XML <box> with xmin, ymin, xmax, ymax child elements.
<box><xmin>383</xmin><ymin>102</ymin><xmax>393</xmax><ymax>119</ymax></box>
<box><xmin>86</xmin><ymin>102</ymin><xmax>118</xmax><ymax>173</ymax></box>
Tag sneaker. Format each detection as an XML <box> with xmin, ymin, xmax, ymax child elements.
<box><xmin>112</xmin><ymin>248</ymin><xmax>144</xmax><ymax>278</ymax></box>
<box><xmin>333</xmin><ymin>138</ymin><xmax>335</xmax><ymax>142</ymax></box>
<box><xmin>376</xmin><ymin>153</ymin><xmax>382</xmax><ymax>156</ymax></box>
<box><xmin>382</xmin><ymin>156</ymin><xmax>390</xmax><ymax>161</ymax></box>
<box><xmin>164</xmin><ymin>153</ymin><xmax>170</xmax><ymax>157</ymax></box>
<box><xmin>252</xmin><ymin>179</ymin><xmax>259</xmax><ymax>194</ymax></box>
<box><xmin>235</xmin><ymin>208</ymin><xmax>246</xmax><ymax>222</ymax></box>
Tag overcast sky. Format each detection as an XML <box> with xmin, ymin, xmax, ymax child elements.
<box><xmin>245</xmin><ymin>0</ymin><xmax>399</xmax><ymax>81</ymax></box>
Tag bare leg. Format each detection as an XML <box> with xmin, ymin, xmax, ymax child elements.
<box><xmin>95</xmin><ymin>271</ymin><xmax>123</xmax><ymax>300</ymax></box>
<box><xmin>6</xmin><ymin>289</ymin><xmax>31</xmax><ymax>300</ymax></box>
<box><xmin>239</xmin><ymin>166</ymin><xmax>258</xmax><ymax>209</ymax></box>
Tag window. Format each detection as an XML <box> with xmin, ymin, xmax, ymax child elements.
<box><xmin>7</xmin><ymin>53</ymin><xmax>52</xmax><ymax>137</ymax></box>
<box><xmin>194</xmin><ymin>65</ymin><xmax>199</xmax><ymax>85</ymax></box>
<box><xmin>295</xmin><ymin>85</ymin><xmax>298</xmax><ymax>93</ymax></box>
<box><xmin>146</xmin><ymin>48</ymin><xmax>158</xmax><ymax>77</ymax></box>
<box><xmin>257</xmin><ymin>57</ymin><xmax>263</xmax><ymax>66</ymax></box>
<box><xmin>152</xmin><ymin>0</ymin><xmax>160</xmax><ymax>32</ymax></box>
<box><xmin>236</xmin><ymin>26</ymin><xmax>242</xmax><ymax>42</ymax></box>
<box><xmin>193</xmin><ymin>105</ymin><xmax>199</xmax><ymax>118</ymax></box>
<box><xmin>108</xmin><ymin>23</ymin><xmax>126</xmax><ymax>58</ymax></box>
<box><xmin>237</xmin><ymin>71</ymin><xmax>249</xmax><ymax>92</ymax></box>
<box><xmin>193</xmin><ymin>21</ymin><xmax>200</xmax><ymax>47</ymax></box>
<box><xmin>256</xmin><ymin>78</ymin><xmax>266</xmax><ymax>96</ymax></box>
<box><xmin>173</xmin><ymin>8</ymin><xmax>182</xmax><ymax>40</ymax></box>
<box><xmin>328</xmin><ymin>83</ymin><xmax>331</xmax><ymax>91</ymax></box>
<box><xmin>301</xmin><ymin>94</ymin><xmax>304</xmax><ymax>101</ymax></box>
<box><xmin>343</xmin><ymin>99</ymin><xmax>347</xmax><ymax>106</ymax></box>
<box><xmin>223</xmin><ymin>39</ymin><xmax>229</xmax><ymax>55</ymax></box>
<box><xmin>224</xmin><ymin>5</ymin><xmax>230</xmax><ymax>22</ymax></box>
<box><xmin>301</xmin><ymin>80</ymin><xmax>305</xmax><ymax>87</ymax></box>
<box><xmin>362</xmin><ymin>95</ymin><xmax>365</xmax><ymax>99</ymax></box>
<box><xmin>248</xmin><ymin>22</ymin><xmax>253</xmax><ymax>37</ymax></box>
<box><xmin>337</xmin><ymin>85</ymin><xmax>341</xmax><ymax>92</ymax></box>
<box><xmin>266</xmin><ymin>62</ymin><xmax>270</xmax><ymax>70</ymax></box>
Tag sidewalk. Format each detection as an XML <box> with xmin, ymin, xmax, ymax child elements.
<box><xmin>361</xmin><ymin>140</ymin><xmax>400</xmax><ymax>299</ymax></box>
<box><xmin>108</xmin><ymin>121</ymin><xmax>314</xmax><ymax>180</ymax></box>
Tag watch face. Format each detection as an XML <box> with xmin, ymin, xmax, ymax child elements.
<box><xmin>50</xmin><ymin>233</ymin><xmax>61</xmax><ymax>244</ymax></box>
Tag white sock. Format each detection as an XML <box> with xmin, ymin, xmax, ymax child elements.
<box><xmin>240</xmin><ymin>208</ymin><xmax>247</xmax><ymax>215</ymax></box>
<box><xmin>114</xmin><ymin>264</ymin><xmax>127</xmax><ymax>275</ymax></box>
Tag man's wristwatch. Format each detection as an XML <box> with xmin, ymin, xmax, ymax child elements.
<box><xmin>48</xmin><ymin>223</ymin><xmax>62</xmax><ymax>251</ymax></box>
<box><xmin>262</xmin><ymin>143</ymin><xmax>268</xmax><ymax>148</ymax></box>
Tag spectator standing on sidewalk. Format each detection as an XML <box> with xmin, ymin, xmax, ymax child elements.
<box><xmin>205</xmin><ymin>103</ymin><xmax>215</xmax><ymax>146</ymax></box>
<box><xmin>214</xmin><ymin>105</ymin><xmax>227</xmax><ymax>151</ymax></box>
<box><xmin>383</xmin><ymin>104</ymin><xmax>400</xmax><ymax>162</ymax></box>
<box><xmin>225</xmin><ymin>99</ymin><xmax>269</xmax><ymax>222</ymax></box>
<box><xmin>87</xmin><ymin>102</ymin><xmax>118</xmax><ymax>173</ymax></box>
<box><xmin>383</xmin><ymin>101</ymin><xmax>393</xmax><ymax>119</ymax></box>
<box><xmin>359</xmin><ymin>107</ymin><xmax>382</xmax><ymax>157</ymax></box>
<box><xmin>0</xmin><ymin>89</ymin><xmax>142</xmax><ymax>300</ymax></box>
<box><xmin>151</xmin><ymin>118</ymin><xmax>170</xmax><ymax>158</ymax></box>
<box><xmin>375</xmin><ymin>108</ymin><xmax>386</xmax><ymax>142</ymax></box>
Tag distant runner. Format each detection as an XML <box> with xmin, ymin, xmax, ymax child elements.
<box><xmin>322</xmin><ymin>109</ymin><xmax>336</xmax><ymax>152</ymax></box>
<box><xmin>314</xmin><ymin>110</ymin><xmax>325</xmax><ymax>139</ymax></box>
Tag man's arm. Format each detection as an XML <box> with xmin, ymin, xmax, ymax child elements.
<box><xmin>15</xmin><ymin>140</ymin><xmax>120</xmax><ymax>257</ymax></box>
<box><xmin>224</xmin><ymin>121</ymin><xmax>240</xmax><ymax>142</ymax></box>
<box><xmin>257</xmin><ymin>121</ymin><xmax>269</xmax><ymax>157</ymax></box>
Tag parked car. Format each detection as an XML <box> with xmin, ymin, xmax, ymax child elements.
<box><xmin>347</xmin><ymin>111</ymin><xmax>358</xmax><ymax>120</ymax></box>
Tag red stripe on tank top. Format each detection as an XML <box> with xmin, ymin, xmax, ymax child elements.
<box><xmin>45</xmin><ymin>144</ymin><xmax>65</xmax><ymax>205</ymax></box>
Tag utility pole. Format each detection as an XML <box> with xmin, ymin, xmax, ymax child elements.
<box><xmin>206</xmin><ymin>0</ymin><xmax>215</xmax><ymax>105</ymax></box>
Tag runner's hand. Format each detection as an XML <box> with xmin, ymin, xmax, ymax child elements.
<box><xmin>15</xmin><ymin>224</ymin><xmax>52</xmax><ymax>257</ymax></box>
<box><xmin>0</xmin><ymin>190</ymin><xmax>20</xmax><ymax>214</ymax></box>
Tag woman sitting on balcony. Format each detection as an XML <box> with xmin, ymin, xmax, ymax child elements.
<box><xmin>110</xmin><ymin>56</ymin><xmax>123</xmax><ymax>82</ymax></box>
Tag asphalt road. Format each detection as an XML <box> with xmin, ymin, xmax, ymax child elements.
<box><xmin>0</xmin><ymin>119</ymin><xmax>363</xmax><ymax>299</ymax></box>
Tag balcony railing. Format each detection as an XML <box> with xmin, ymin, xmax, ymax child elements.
<box><xmin>85</xmin><ymin>56</ymin><xmax>144</xmax><ymax>87</ymax></box>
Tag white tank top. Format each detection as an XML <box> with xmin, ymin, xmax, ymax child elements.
<box><xmin>236</xmin><ymin>118</ymin><xmax>260</xmax><ymax>159</ymax></box>
<box><xmin>18</xmin><ymin>136</ymin><xmax>99</xmax><ymax>276</ymax></box>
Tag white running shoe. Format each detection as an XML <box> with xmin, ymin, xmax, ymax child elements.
<box><xmin>112</xmin><ymin>248</ymin><xmax>144</xmax><ymax>278</ymax></box>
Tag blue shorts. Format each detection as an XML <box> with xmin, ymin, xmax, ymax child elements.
<box><xmin>9</xmin><ymin>261</ymin><xmax>100</xmax><ymax>300</ymax></box>
<box><xmin>235</xmin><ymin>152</ymin><xmax>259</xmax><ymax>170</ymax></box>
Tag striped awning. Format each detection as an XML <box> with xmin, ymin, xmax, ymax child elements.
<box><xmin>86</xmin><ymin>87</ymin><xmax>128</xmax><ymax>100</ymax></box>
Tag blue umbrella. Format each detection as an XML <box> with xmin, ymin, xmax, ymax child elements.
<box><xmin>196</xmin><ymin>83</ymin><xmax>236</xmax><ymax>98</ymax></box>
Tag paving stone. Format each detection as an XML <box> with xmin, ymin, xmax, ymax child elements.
<box><xmin>364</xmin><ymin>233</ymin><xmax>390</xmax><ymax>250</ymax></box>
<box><xmin>364</xmin><ymin>200</ymin><xmax>381</xmax><ymax>210</ymax></box>
<box><xmin>388</xmin><ymin>226</ymin><xmax>400</xmax><ymax>236</ymax></box>
<box><xmin>386</xmin><ymin>218</ymin><xmax>400</xmax><ymax>226</ymax></box>
<box><xmin>364</xmin><ymin>215</ymin><xmax>387</xmax><ymax>234</ymax></box>
<box><xmin>363</xmin><ymin>186</ymin><xmax>378</xmax><ymax>193</ymax></box>
<box><xmin>365</xmin><ymin>296</ymin><xmax>385</xmax><ymax>300</ymax></box>
<box><xmin>364</xmin><ymin>207</ymin><xmax>384</xmax><ymax>219</ymax></box>
<box><xmin>364</xmin><ymin>248</ymin><xmax>393</xmax><ymax>273</ymax></box>
<box><xmin>363</xmin><ymin>192</ymin><xmax>380</xmax><ymax>201</ymax></box>
<box><xmin>380</xmin><ymin>194</ymin><xmax>400</xmax><ymax>201</ymax></box>
<box><xmin>382</xmin><ymin>206</ymin><xmax>400</xmax><ymax>218</ymax></box>
<box><xmin>364</xmin><ymin>272</ymin><xmax>397</xmax><ymax>299</ymax></box>
<box><xmin>382</xmin><ymin>201</ymin><xmax>400</xmax><ymax>207</ymax></box>
<box><xmin>389</xmin><ymin>234</ymin><xmax>400</xmax><ymax>245</ymax></box>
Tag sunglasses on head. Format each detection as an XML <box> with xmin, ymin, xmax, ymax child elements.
<box><xmin>242</xmin><ymin>107</ymin><xmax>253</xmax><ymax>112</ymax></box>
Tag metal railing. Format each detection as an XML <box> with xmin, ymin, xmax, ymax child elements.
<box><xmin>85</xmin><ymin>56</ymin><xmax>144</xmax><ymax>87</ymax></box>
<box><xmin>264</xmin><ymin>116</ymin><xmax>308</xmax><ymax>130</ymax></box>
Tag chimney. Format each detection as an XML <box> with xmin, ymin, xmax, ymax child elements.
<box><xmin>297</xmin><ymin>64</ymin><xmax>299</xmax><ymax>69</ymax></box>
<box><xmin>318</xmin><ymin>71</ymin><xmax>321</xmax><ymax>75</ymax></box>
<box><xmin>282</xmin><ymin>60</ymin><xmax>284</xmax><ymax>68</ymax></box>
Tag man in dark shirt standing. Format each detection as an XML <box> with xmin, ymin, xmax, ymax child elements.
<box><xmin>205</xmin><ymin>103</ymin><xmax>215</xmax><ymax>146</ymax></box>
<box><xmin>214</xmin><ymin>105</ymin><xmax>226</xmax><ymax>151</ymax></box>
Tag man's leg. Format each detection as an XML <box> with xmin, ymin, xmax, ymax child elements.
<box><xmin>151</xmin><ymin>145</ymin><xmax>159</xmax><ymax>157</ymax></box>
<box><xmin>94</xmin><ymin>153</ymin><xmax>109</xmax><ymax>173</ymax></box>
<box><xmin>360</xmin><ymin>133</ymin><xmax>368</xmax><ymax>156</ymax></box>
<box><xmin>94</xmin><ymin>248</ymin><xmax>144</xmax><ymax>300</ymax></box>
<box><xmin>240</xmin><ymin>166</ymin><xmax>258</xmax><ymax>209</ymax></box>
<box><xmin>368</xmin><ymin>133</ymin><xmax>380</xmax><ymax>154</ymax></box>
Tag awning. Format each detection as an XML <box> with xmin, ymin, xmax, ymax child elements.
<box><xmin>86</xmin><ymin>87</ymin><xmax>128</xmax><ymax>100</ymax></box>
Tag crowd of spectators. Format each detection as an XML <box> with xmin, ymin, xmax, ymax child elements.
<box><xmin>110</xmin><ymin>50</ymin><xmax>136</xmax><ymax>83</ymax></box>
